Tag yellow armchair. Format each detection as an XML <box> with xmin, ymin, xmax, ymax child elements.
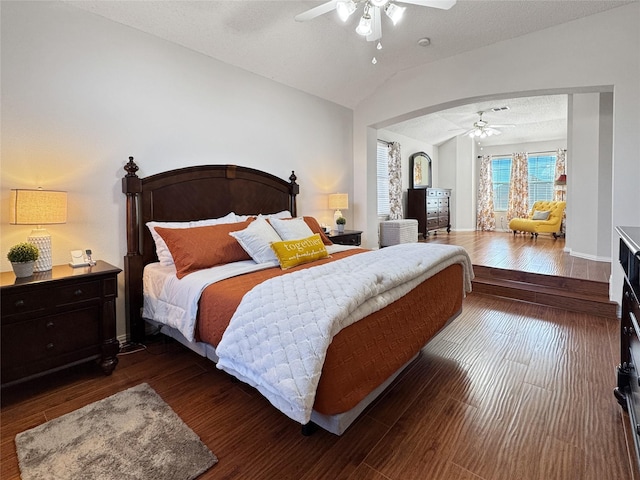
<box><xmin>508</xmin><ymin>201</ymin><xmax>566</xmax><ymax>238</ymax></box>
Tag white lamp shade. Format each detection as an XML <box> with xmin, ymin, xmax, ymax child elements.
<box><xmin>9</xmin><ymin>189</ymin><xmax>67</xmax><ymax>272</ymax></box>
<box><xmin>328</xmin><ymin>193</ymin><xmax>349</xmax><ymax>210</ymax></box>
<box><xmin>10</xmin><ymin>189</ymin><xmax>67</xmax><ymax>225</ymax></box>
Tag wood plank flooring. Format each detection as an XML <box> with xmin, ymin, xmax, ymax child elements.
<box><xmin>420</xmin><ymin>230</ymin><xmax>611</xmax><ymax>283</ymax></box>
<box><xmin>1</xmin><ymin>232</ymin><xmax>630</xmax><ymax>480</ymax></box>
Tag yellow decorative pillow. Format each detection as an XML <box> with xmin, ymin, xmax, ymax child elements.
<box><xmin>271</xmin><ymin>233</ymin><xmax>330</xmax><ymax>269</ymax></box>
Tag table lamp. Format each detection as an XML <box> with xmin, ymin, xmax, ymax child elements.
<box><xmin>328</xmin><ymin>193</ymin><xmax>348</xmax><ymax>226</ymax></box>
<box><xmin>10</xmin><ymin>189</ymin><xmax>67</xmax><ymax>271</ymax></box>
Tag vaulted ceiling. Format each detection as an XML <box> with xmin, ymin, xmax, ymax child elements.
<box><xmin>64</xmin><ymin>1</ymin><xmax>631</xmax><ymax>146</ymax></box>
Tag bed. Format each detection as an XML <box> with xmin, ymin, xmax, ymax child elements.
<box><xmin>122</xmin><ymin>157</ymin><xmax>473</xmax><ymax>435</ymax></box>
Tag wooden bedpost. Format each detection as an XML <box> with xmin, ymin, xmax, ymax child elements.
<box><xmin>289</xmin><ymin>171</ymin><xmax>299</xmax><ymax>217</ymax></box>
<box><xmin>122</xmin><ymin>157</ymin><xmax>145</xmax><ymax>344</ymax></box>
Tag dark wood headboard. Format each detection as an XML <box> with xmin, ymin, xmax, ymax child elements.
<box><xmin>122</xmin><ymin>157</ymin><xmax>299</xmax><ymax>343</ymax></box>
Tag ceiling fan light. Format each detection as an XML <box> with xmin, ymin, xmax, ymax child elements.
<box><xmin>356</xmin><ymin>13</ymin><xmax>373</xmax><ymax>36</ymax></box>
<box><xmin>336</xmin><ymin>0</ymin><xmax>357</xmax><ymax>22</ymax></box>
<box><xmin>384</xmin><ymin>3</ymin><xmax>405</xmax><ymax>25</ymax></box>
<box><xmin>371</xmin><ymin>0</ymin><xmax>390</xmax><ymax>7</ymax></box>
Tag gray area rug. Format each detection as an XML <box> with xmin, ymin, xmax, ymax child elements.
<box><xmin>15</xmin><ymin>383</ymin><xmax>217</xmax><ymax>480</ymax></box>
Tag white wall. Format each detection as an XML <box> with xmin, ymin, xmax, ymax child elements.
<box><xmin>567</xmin><ymin>93</ymin><xmax>609</xmax><ymax>261</ymax></box>
<box><xmin>453</xmin><ymin>136</ymin><xmax>475</xmax><ymax>231</ymax></box>
<box><xmin>353</xmin><ymin>3</ymin><xmax>640</xmax><ymax>300</ymax></box>
<box><xmin>436</xmin><ymin>135</ymin><xmax>476</xmax><ymax>231</ymax></box>
<box><xmin>0</xmin><ymin>1</ymin><xmax>353</xmax><ymax>339</ymax></box>
<box><xmin>597</xmin><ymin>93</ymin><xmax>614</xmax><ymax>261</ymax></box>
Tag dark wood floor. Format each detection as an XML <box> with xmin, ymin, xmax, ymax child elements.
<box><xmin>420</xmin><ymin>230</ymin><xmax>611</xmax><ymax>283</ymax></box>
<box><xmin>1</xmin><ymin>232</ymin><xmax>632</xmax><ymax>480</ymax></box>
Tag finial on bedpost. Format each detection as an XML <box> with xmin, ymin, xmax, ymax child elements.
<box><xmin>289</xmin><ymin>171</ymin><xmax>299</xmax><ymax>217</ymax></box>
<box><xmin>289</xmin><ymin>171</ymin><xmax>299</xmax><ymax>194</ymax></box>
<box><xmin>124</xmin><ymin>156</ymin><xmax>139</xmax><ymax>177</ymax></box>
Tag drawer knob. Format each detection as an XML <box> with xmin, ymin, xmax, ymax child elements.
<box><xmin>14</xmin><ymin>299</ymin><xmax>25</xmax><ymax>308</ymax></box>
<box><xmin>74</xmin><ymin>289</ymin><xmax>83</xmax><ymax>296</ymax></box>
<box><xmin>46</xmin><ymin>321</ymin><xmax>55</xmax><ymax>328</ymax></box>
<box><xmin>46</xmin><ymin>343</ymin><xmax>54</xmax><ymax>350</ymax></box>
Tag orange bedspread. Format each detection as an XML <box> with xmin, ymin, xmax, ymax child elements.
<box><xmin>196</xmin><ymin>249</ymin><xmax>364</xmax><ymax>345</ymax></box>
<box><xmin>196</xmin><ymin>250</ymin><xmax>463</xmax><ymax>415</ymax></box>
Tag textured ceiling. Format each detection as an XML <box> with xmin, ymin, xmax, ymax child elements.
<box><xmin>64</xmin><ymin>0</ymin><xmax>631</xmax><ymax>146</ymax></box>
<box><xmin>384</xmin><ymin>94</ymin><xmax>569</xmax><ymax>147</ymax></box>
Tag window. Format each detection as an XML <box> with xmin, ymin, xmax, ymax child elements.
<box><xmin>492</xmin><ymin>157</ymin><xmax>511</xmax><ymax>211</ymax></box>
<box><xmin>376</xmin><ymin>141</ymin><xmax>390</xmax><ymax>217</ymax></box>
<box><xmin>527</xmin><ymin>155</ymin><xmax>556</xmax><ymax>209</ymax></box>
<box><xmin>491</xmin><ymin>154</ymin><xmax>557</xmax><ymax>211</ymax></box>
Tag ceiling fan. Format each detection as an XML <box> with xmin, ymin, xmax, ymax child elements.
<box><xmin>295</xmin><ymin>0</ymin><xmax>457</xmax><ymax>44</ymax></box>
<box><xmin>463</xmin><ymin>111</ymin><xmax>516</xmax><ymax>139</ymax></box>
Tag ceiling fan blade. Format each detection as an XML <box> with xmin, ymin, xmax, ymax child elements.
<box><xmin>489</xmin><ymin>124</ymin><xmax>516</xmax><ymax>128</ymax></box>
<box><xmin>295</xmin><ymin>0</ymin><xmax>338</xmax><ymax>22</ymax></box>
<box><xmin>399</xmin><ymin>0</ymin><xmax>457</xmax><ymax>10</ymax></box>
<box><xmin>367</xmin><ymin>7</ymin><xmax>382</xmax><ymax>42</ymax></box>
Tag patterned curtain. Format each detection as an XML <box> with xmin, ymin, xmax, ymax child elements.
<box><xmin>507</xmin><ymin>152</ymin><xmax>529</xmax><ymax>221</ymax></box>
<box><xmin>476</xmin><ymin>155</ymin><xmax>496</xmax><ymax>231</ymax></box>
<box><xmin>554</xmin><ymin>148</ymin><xmax>567</xmax><ymax>201</ymax></box>
<box><xmin>387</xmin><ymin>142</ymin><xmax>403</xmax><ymax>220</ymax></box>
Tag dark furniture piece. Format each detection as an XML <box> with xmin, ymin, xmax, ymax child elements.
<box><xmin>121</xmin><ymin>158</ymin><xmax>468</xmax><ymax>436</ymax></box>
<box><xmin>122</xmin><ymin>157</ymin><xmax>299</xmax><ymax>343</ymax></box>
<box><xmin>407</xmin><ymin>187</ymin><xmax>451</xmax><ymax>238</ymax></box>
<box><xmin>615</xmin><ymin>226</ymin><xmax>640</xmax><ymax>468</ymax></box>
<box><xmin>1</xmin><ymin>261</ymin><xmax>121</xmax><ymax>387</ymax></box>
<box><xmin>326</xmin><ymin>229</ymin><xmax>362</xmax><ymax>246</ymax></box>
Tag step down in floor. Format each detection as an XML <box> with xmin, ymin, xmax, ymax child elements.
<box><xmin>471</xmin><ymin>265</ymin><xmax>618</xmax><ymax>318</ymax></box>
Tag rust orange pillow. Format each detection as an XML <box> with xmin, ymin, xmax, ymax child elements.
<box><xmin>156</xmin><ymin>219</ymin><xmax>253</xmax><ymax>278</ymax></box>
<box><xmin>301</xmin><ymin>216</ymin><xmax>333</xmax><ymax>246</ymax></box>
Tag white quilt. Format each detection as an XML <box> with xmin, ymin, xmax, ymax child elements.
<box><xmin>143</xmin><ymin>244</ymin><xmax>358</xmax><ymax>342</ymax></box>
<box><xmin>215</xmin><ymin>242</ymin><xmax>474</xmax><ymax>425</ymax></box>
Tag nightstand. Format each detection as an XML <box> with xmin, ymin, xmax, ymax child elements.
<box><xmin>1</xmin><ymin>260</ymin><xmax>121</xmax><ymax>387</ymax></box>
<box><xmin>327</xmin><ymin>229</ymin><xmax>363</xmax><ymax>246</ymax></box>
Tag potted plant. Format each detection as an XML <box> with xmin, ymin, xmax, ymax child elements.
<box><xmin>7</xmin><ymin>242</ymin><xmax>39</xmax><ymax>278</ymax></box>
<box><xmin>336</xmin><ymin>216</ymin><xmax>346</xmax><ymax>233</ymax></box>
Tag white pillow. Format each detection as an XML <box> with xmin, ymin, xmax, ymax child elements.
<box><xmin>147</xmin><ymin>212</ymin><xmax>238</xmax><ymax>266</ymax></box>
<box><xmin>236</xmin><ymin>210</ymin><xmax>292</xmax><ymax>222</ymax></box>
<box><xmin>229</xmin><ymin>217</ymin><xmax>281</xmax><ymax>264</ymax></box>
<box><xmin>268</xmin><ymin>210</ymin><xmax>293</xmax><ymax>220</ymax></box>
<box><xmin>270</xmin><ymin>217</ymin><xmax>314</xmax><ymax>241</ymax></box>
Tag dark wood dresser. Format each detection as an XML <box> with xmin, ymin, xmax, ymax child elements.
<box><xmin>614</xmin><ymin>226</ymin><xmax>640</xmax><ymax>467</ymax></box>
<box><xmin>1</xmin><ymin>260</ymin><xmax>121</xmax><ymax>387</ymax></box>
<box><xmin>407</xmin><ymin>187</ymin><xmax>451</xmax><ymax>238</ymax></box>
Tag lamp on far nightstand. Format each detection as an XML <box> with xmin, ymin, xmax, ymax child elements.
<box><xmin>10</xmin><ymin>188</ymin><xmax>67</xmax><ymax>272</ymax></box>
<box><xmin>328</xmin><ymin>193</ymin><xmax>348</xmax><ymax>227</ymax></box>
<box><xmin>554</xmin><ymin>174</ymin><xmax>567</xmax><ymax>201</ymax></box>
